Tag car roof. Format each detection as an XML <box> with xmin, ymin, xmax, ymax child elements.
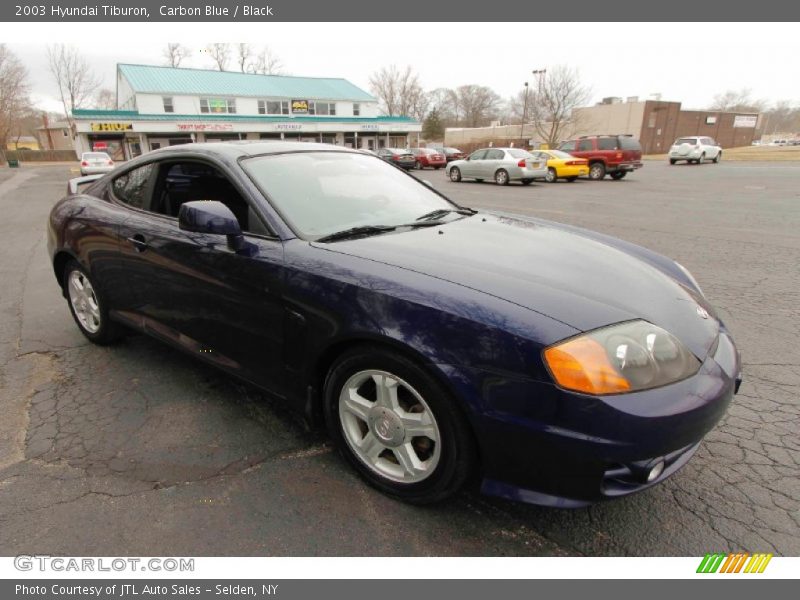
<box><xmin>148</xmin><ymin>141</ymin><xmax>354</xmax><ymax>159</ymax></box>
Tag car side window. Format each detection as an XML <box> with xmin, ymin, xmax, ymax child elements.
<box><xmin>469</xmin><ymin>150</ymin><xmax>488</xmax><ymax>160</ymax></box>
<box><xmin>559</xmin><ymin>141</ymin><xmax>576</xmax><ymax>152</ymax></box>
<box><xmin>486</xmin><ymin>149</ymin><xmax>504</xmax><ymax>160</ymax></box>
<box><xmin>150</xmin><ymin>161</ymin><xmax>270</xmax><ymax>236</ymax></box>
<box><xmin>111</xmin><ymin>163</ymin><xmax>155</xmax><ymax>209</ymax></box>
<box><xmin>597</xmin><ymin>138</ymin><xmax>617</xmax><ymax>150</ymax></box>
<box><xmin>578</xmin><ymin>139</ymin><xmax>594</xmax><ymax>151</ymax></box>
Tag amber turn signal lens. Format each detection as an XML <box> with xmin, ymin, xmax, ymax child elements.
<box><xmin>544</xmin><ymin>336</ymin><xmax>631</xmax><ymax>395</ymax></box>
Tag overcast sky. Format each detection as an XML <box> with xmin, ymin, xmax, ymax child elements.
<box><xmin>7</xmin><ymin>22</ymin><xmax>799</xmax><ymax>115</ymax></box>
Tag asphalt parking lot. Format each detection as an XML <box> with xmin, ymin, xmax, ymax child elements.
<box><xmin>0</xmin><ymin>161</ymin><xmax>798</xmax><ymax>556</ymax></box>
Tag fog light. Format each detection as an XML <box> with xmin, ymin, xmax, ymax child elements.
<box><xmin>646</xmin><ymin>460</ymin><xmax>665</xmax><ymax>483</ymax></box>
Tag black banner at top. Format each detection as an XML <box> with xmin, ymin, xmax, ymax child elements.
<box><xmin>1</xmin><ymin>0</ymin><xmax>796</xmax><ymax>22</ymax></box>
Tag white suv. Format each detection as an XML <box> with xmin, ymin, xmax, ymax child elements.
<box><xmin>669</xmin><ymin>137</ymin><xmax>722</xmax><ymax>165</ymax></box>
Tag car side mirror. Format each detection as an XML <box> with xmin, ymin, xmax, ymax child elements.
<box><xmin>178</xmin><ymin>200</ymin><xmax>248</xmax><ymax>253</ymax></box>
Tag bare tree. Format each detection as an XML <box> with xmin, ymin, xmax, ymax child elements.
<box><xmin>235</xmin><ymin>43</ymin><xmax>253</xmax><ymax>73</ymax></box>
<box><xmin>369</xmin><ymin>65</ymin><xmax>426</xmax><ymax>117</ymax></box>
<box><xmin>205</xmin><ymin>43</ymin><xmax>231</xmax><ymax>71</ymax></box>
<box><xmin>94</xmin><ymin>88</ymin><xmax>116</xmax><ymax>110</ymax></box>
<box><xmin>453</xmin><ymin>85</ymin><xmax>501</xmax><ymax>128</ymax></box>
<box><xmin>527</xmin><ymin>65</ymin><xmax>591</xmax><ymax>147</ymax></box>
<box><xmin>0</xmin><ymin>44</ymin><xmax>32</xmax><ymax>150</ymax></box>
<box><xmin>248</xmin><ymin>46</ymin><xmax>284</xmax><ymax>75</ymax></box>
<box><xmin>426</xmin><ymin>87</ymin><xmax>461</xmax><ymax>125</ymax></box>
<box><xmin>163</xmin><ymin>43</ymin><xmax>190</xmax><ymax>68</ymax></box>
<box><xmin>709</xmin><ymin>88</ymin><xmax>766</xmax><ymax>112</ymax></box>
<box><xmin>46</xmin><ymin>44</ymin><xmax>101</xmax><ymax>126</ymax></box>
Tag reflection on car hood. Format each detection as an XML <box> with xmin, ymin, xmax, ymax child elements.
<box><xmin>316</xmin><ymin>213</ymin><xmax>720</xmax><ymax>356</ymax></box>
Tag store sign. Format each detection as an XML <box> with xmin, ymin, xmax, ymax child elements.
<box><xmin>276</xmin><ymin>123</ymin><xmax>302</xmax><ymax>130</ymax></box>
<box><xmin>291</xmin><ymin>100</ymin><xmax>309</xmax><ymax>114</ymax></box>
<box><xmin>733</xmin><ymin>115</ymin><xmax>758</xmax><ymax>128</ymax></box>
<box><xmin>176</xmin><ymin>123</ymin><xmax>234</xmax><ymax>131</ymax></box>
<box><xmin>93</xmin><ymin>141</ymin><xmax>108</xmax><ymax>150</ymax></box>
<box><xmin>706</xmin><ymin>116</ymin><xmax>717</xmax><ymax>125</ymax></box>
<box><xmin>359</xmin><ymin>124</ymin><xmax>379</xmax><ymax>131</ymax></box>
<box><xmin>91</xmin><ymin>123</ymin><xmax>133</xmax><ymax>132</ymax></box>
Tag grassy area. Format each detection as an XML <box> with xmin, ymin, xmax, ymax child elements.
<box><xmin>644</xmin><ymin>145</ymin><xmax>800</xmax><ymax>161</ymax></box>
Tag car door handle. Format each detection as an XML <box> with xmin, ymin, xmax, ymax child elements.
<box><xmin>127</xmin><ymin>234</ymin><xmax>148</xmax><ymax>252</ymax></box>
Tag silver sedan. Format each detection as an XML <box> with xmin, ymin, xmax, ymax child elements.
<box><xmin>446</xmin><ymin>147</ymin><xmax>547</xmax><ymax>185</ymax></box>
<box><xmin>79</xmin><ymin>152</ymin><xmax>115</xmax><ymax>176</ymax></box>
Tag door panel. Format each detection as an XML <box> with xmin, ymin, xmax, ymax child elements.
<box><xmin>119</xmin><ymin>212</ymin><xmax>287</xmax><ymax>393</ymax></box>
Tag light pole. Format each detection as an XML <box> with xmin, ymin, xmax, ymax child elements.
<box><xmin>531</xmin><ymin>69</ymin><xmax>546</xmax><ymax>148</ymax></box>
<box><xmin>520</xmin><ymin>82</ymin><xmax>529</xmax><ymax>144</ymax></box>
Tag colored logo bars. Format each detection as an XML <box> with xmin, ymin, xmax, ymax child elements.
<box><xmin>697</xmin><ymin>553</ymin><xmax>773</xmax><ymax>574</ymax></box>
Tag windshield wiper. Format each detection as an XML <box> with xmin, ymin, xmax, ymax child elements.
<box><xmin>316</xmin><ymin>219</ymin><xmax>447</xmax><ymax>243</ymax></box>
<box><xmin>415</xmin><ymin>207</ymin><xmax>477</xmax><ymax>221</ymax></box>
<box><xmin>316</xmin><ymin>225</ymin><xmax>397</xmax><ymax>243</ymax></box>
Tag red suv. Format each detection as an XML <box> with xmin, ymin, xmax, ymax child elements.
<box><xmin>558</xmin><ymin>135</ymin><xmax>643</xmax><ymax>180</ymax></box>
<box><xmin>409</xmin><ymin>148</ymin><xmax>447</xmax><ymax>170</ymax></box>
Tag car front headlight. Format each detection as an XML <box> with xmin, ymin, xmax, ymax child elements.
<box><xmin>543</xmin><ymin>320</ymin><xmax>701</xmax><ymax>395</ymax></box>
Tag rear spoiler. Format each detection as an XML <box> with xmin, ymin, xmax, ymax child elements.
<box><xmin>67</xmin><ymin>174</ymin><xmax>104</xmax><ymax>195</ymax></box>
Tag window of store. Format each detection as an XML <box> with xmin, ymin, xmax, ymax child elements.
<box><xmin>258</xmin><ymin>100</ymin><xmax>290</xmax><ymax>115</ymax></box>
<box><xmin>163</xmin><ymin>97</ymin><xmax>174</xmax><ymax>113</ymax></box>
<box><xmin>310</xmin><ymin>102</ymin><xmax>336</xmax><ymax>116</ymax></box>
<box><xmin>200</xmin><ymin>98</ymin><xmax>237</xmax><ymax>114</ymax></box>
<box><xmin>353</xmin><ymin>103</ymin><xmax>360</xmax><ymax>116</ymax></box>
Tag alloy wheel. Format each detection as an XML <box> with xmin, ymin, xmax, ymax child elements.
<box><xmin>67</xmin><ymin>270</ymin><xmax>101</xmax><ymax>333</ymax></box>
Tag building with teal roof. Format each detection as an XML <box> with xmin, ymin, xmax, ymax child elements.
<box><xmin>71</xmin><ymin>64</ymin><xmax>420</xmax><ymax>160</ymax></box>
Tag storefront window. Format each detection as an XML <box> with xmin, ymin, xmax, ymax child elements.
<box><xmin>258</xmin><ymin>100</ymin><xmax>290</xmax><ymax>115</ymax></box>
<box><xmin>163</xmin><ymin>97</ymin><xmax>174</xmax><ymax>113</ymax></box>
<box><xmin>353</xmin><ymin>103</ymin><xmax>360</xmax><ymax>116</ymax></box>
<box><xmin>313</xmin><ymin>102</ymin><xmax>336</xmax><ymax>116</ymax></box>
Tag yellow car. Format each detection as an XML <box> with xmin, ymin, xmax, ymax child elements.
<box><xmin>532</xmin><ymin>150</ymin><xmax>589</xmax><ymax>183</ymax></box>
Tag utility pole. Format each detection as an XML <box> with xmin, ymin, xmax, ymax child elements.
<box><xmin>520</xmin><ymin>82</ymin><xmax>529</xmax><ymax>144</ymax></box>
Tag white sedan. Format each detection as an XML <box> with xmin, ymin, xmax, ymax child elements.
<box><xmin>669</xmin><ymin>137</ymin><xmax>722</xmax><ymax>165</ymax></box>
<box><xmin>79</xmin><ymin>152</ymin><xmax>115</xmax><ymax>175</ymax></box>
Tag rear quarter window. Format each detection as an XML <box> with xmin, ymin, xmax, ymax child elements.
<box><xmin>618</xmin><ymin>137</ymin><xmax>642</xmax><ymax>151</ymax></box>
<box><xmin>597</xmin><ymin>138</ymin><xmax>618</xmax><ymax>150</ymax></box>
<box><xmin>111</xmin><ymin>163</ymin><xmax>154</xmax><ymax>209</ymax></box>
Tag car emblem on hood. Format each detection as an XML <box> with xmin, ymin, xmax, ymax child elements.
<box><xmin>696</xmin><ymin>306</ymin><xmax>710</xmax><ymax>319</ymax></box>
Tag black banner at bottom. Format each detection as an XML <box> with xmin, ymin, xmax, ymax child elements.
<box><xmin>2</xmin><ymin>579</ymin><xmax>793</xmax><ymax>600</ymax></box>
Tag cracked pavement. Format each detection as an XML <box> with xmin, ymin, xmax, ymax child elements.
<box><xmin>0</xmin><ymin>162</ymin><xmax>797</xmax><ymax>556</ymax></box>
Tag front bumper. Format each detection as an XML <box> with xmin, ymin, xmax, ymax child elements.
<box><xmin>471</xmin><ymin>330</ymin><xmax>740</xmax><ymax>507</ymax></box>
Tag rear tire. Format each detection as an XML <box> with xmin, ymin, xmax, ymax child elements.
<box><xmin>588</xmin><ymin>162</ymin><xmax>606</xmax><ymax>180</ymax></box>
<box><xmin>610</xmin><ymin>171</ymin><xmax>627</xmax><ymax>180</ymax></box>
<box><xmin>494</xmin><ymin>169</ymin><xmax>509</xmax><ymax>186</ymax></box>
<box><xmin>713</xmin><ymin>152</ymin><xmax>722</xmax><ymax>163</ymax></box>
<box><xmin>324</xmin><ymin>346</ymin><xmax>476</xmax><ymax>504</ymax></box>
<box><xmin>669</xmin><ymin>159</ymin><xmax>677</xmax><ymax>165</ymax></box>
<box><xmin>698</xmin><ymin>153</ymin><xmax>706</xmax><ymax>164</ymax></box>
<box><xmin>415</xmin><ymin>161</ymin><xmax>423</xmax><ymax>170</ymax></box>
<box><xmin>449</xmin><ymin>167</ymin><xmax>461</xmax><ymax>182</ymax></box>
<box><xmin>63</xmin><ymin>260</ymin><xmax>122</xmax><ymax>345</ymax></box>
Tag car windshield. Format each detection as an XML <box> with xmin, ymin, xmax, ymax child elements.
<box><xmin>675</xmin><ymin>138</ymin><xmax>697</xmax><ymax>145</ymax></box>
<box><xmin>547</xmin><ymin>150</ymin><xmax>574</xmax><ymax>159</ymax></box>
<box><xmin>241</xmin><ymin>151</ymin><xmax>457</xmax><ymax>239</ymax></box>
<box><xmin>507</xmin><ymin>149</ymin><xmax>533</xmax><ymax>159</ymax></box>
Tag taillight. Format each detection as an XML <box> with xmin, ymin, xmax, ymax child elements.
<box><xmin>517</xmin><ymin>159</ymin><xmax>527</xmax><ymax>167</ymax></box>
<box><xmin>81</xmin><ymin>161</ymin><xmax>88</xmax><ymax>166</ymax></box>
<box><xmin>616</xmin><ymin>152</ymin><xmax>623</xmax><ymax>159</ymax></box>
<box><xmin>107</xmin><ymin>161</ymin><xmax>114</xmax><ymax>166</ymax></box>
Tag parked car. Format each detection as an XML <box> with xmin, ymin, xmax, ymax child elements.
<box><xmin>669</xmin><ymin>137</ymin><xmax>722</xmax><ymax>165</ymax></box>
<box><xmin>376</xmin><ymin>147</ymin><xmax>416</xmax><ymax>170</ymax></box>
<box><xmin>430</xmin><ymin>147</ymin><xmax>466</xmax><ymax>163</ymax></box>
<box><xmin>79</xmin><ymin>152</ymin><xmax>115</xmax><ymax>176</ymax></box>
<box><xmin>446</xmin><ymin>147</ymin><xmax>548</xmax><ymax>185</ymax></box>
<box><xmin>769</xmin><ymin>139</ymin><xmax>788</xmax><ymax>146</ymax></box>
<box><xmin>48</xmin><ymin>142</ymin><xmax>740</xmax><ymax>507</ymax></box>
<box><xmin>558</xmin><ymin>135</ymin><xmax>643</xmax><ymax>180</ymax></box>
<box><xmin>409</xmin><ymin>148</ymin><xmax>447</xmax><ymax>170</ymax></box>
<box><xmin>530</xmin><ymin>150</ymin><xmax>589</xmax><ymax>182</ymax></box>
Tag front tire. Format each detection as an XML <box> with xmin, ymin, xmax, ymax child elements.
<box><xmin>63</xmin><ymin>260</ymin><xmax>122</xmax><ymax>345</ymax></box>
<box><xmin>545</xmin><ymin>168</ymin><xmax>558</xmax><ymax>183</ymax></box>
<box><xmin>669</xmin><ymin>159</ymin><xmax>677</xmax><ymax>165</ymax></box>
<box><xmin>324</xmin><ymin>346</ymin><xmax>476</xmax><ymax>504</ymax></box>
<box><xmin>415</xmin><ymin>161</ymin><xmax>423</xmax><ymax>170</ymax></box>
<box><xmin>588</xmin><ymin>162</ymin><xmax>606</xmax><ymax>180</ymax></box>
<box><xmin>494</xmin><ymin>169</ymin><xmax>509</xmax><ymax>186</ymax></box>
<box><xmin>713</xmin><ymin>151</ymin><xmax>722</xmax><ymax>163</ymax></box>
<box><xmin>449</xmin><ymin>167</ymin><xmax>461</xmax><ymax>182</ymax></box>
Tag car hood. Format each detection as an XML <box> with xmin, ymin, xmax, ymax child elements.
<box><xmin>314</xmin><ymin>213</ymin><xmax>720</xmax><ymax>357</ymax></box>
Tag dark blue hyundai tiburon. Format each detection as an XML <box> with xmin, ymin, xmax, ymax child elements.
<box><xmin>48</xmin><ymin>142</ymin><xmax>741</xmax><ymax>507</ymax></box>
